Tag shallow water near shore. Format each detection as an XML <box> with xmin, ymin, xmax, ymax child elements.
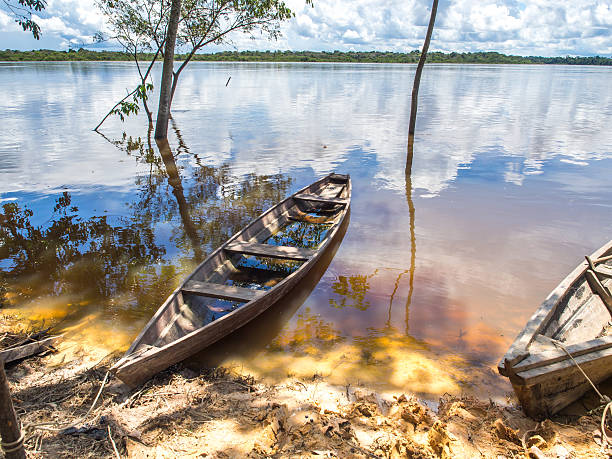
<box><xmin>1</xmin><ymin>61</ymin><xmax>612</xmax><ymax>400</ymax></box>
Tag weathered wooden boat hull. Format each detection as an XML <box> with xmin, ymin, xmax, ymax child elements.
<box><xmin>508</xmin><ymin>343</ymin><xmax>612</xmax><ymax>419</ymax></box>
<box><xmin>499</xmin><ymin>239</ymin><xmax>612</xmax><ymax>419</ymax></box>
<box><xmin>113</xmin><ymin>173</ymin><xmax>351</xmax><ymax>387</ymax></box>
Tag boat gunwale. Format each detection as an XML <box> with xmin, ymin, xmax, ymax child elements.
<box><xmin>512</xmin><ymin>335</ymin><xmax>612</xmax><ymax>384</ymax></box>
<box><xmin>113</xmin><ymin>173</ymin><xmax>351</xmax><ymax>376</ymax></box>
<box><xmin>498</xmin><ymin>238</ymin><xmax>612</xmax><ymax>377</ymax></box>
<box><xmin>511</xmin><ymin>334</ymin><xmax>612</xmax><ymax>375</ymax></box>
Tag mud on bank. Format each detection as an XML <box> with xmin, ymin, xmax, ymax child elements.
<box><xmin>0</xmin><ymin>318</ymin><xmax>607</xmax><ymax>458</ymax></box>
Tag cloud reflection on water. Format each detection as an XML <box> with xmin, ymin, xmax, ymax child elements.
<box><xmin>1</xmin><ymin>62</ymin><xmax>612</xmax><ymax>400</ymax></box>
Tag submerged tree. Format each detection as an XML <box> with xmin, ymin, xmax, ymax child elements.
<box><xmin>405</xmin><ymin>0</ymin><xmax>431</xmax><ymax>332</ymax></box>
<box><xmin>1</xmin><ymin>0</ymin><xmax>46</xmax><ymax>39</ymax></box>
<box><xmin>96</xmin><ymin>0</ymin><xmax>301</xmax><ymax>135</ymax></box>
<box><xmin>155</xmin><ymin>0</ymin><xmax>182</xmax><ymax>139</ymax></box>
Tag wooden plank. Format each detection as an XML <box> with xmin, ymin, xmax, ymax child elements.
<box><xmin>513</xmin><ymin>335</ymin><xmax>612</xmax><ymax>373</ymax></box>
<box><xmin>153</xmin><ymin>301</ymin><xmax>200</xmax><ymax>347</ymax></box>
<box><xmin>594</xmin><ymin>254</ymin><xmax>612</xmax><ymax>264</ymax></box>
<box><xmin>225</xmin><ymin>241</ymin><xmax>315</xmax><ymax>261</ymax></box>
<box><xmin>594</xmin><ymin>264</ymin><xmax>612</xmax><ymax>279</ymax></box>
<box><xmin>512</xmin><ymin>346</ymin><xmax>612</xmax><ymax>417</ymax></box>
<box><xmin>528</xmin><ymin>333</ymin><xmax>557</xmax><ymax>352</ymax></box>
<box><xmin>288</xmin><ymin>215</ymin><xmax>329</xmax><ymax>224</ymax></box>
<box><xmin>540</xmin><ymin>278</ymin><xmax>594</xmax><ymax>339</ymax></box>
<box><xmin>585</xmin><ymin>269</ymin><xmax>612</xmax><ymax>312</ymax></box>
<box><xmin>0</xmin><ymin>336</ymin><xmax>61</xmax><ymax>365</ymax></box>
<box><xmin>329</xmin><ymin>173</ymin><xmax>349</xmax><ymax>181</ymax></box>
<box><xmin>182</xmin><ymin>280</ymin><xmax>264</xmax><ymax>303</ymax></box>
<box><xmin>553</xmin><ymin>293</ymin><xmax>610</xmax><ymax>344</ymax></box>
<box><xmin>317</xmin><ymin>183</ymin><xmax>345</xmax><ymax>199</ymax></box>
<box><xmin>294</xmin><ymin>193</ymin><xmax>347</xmax><ymax>206</ymax></box>
<box><xmin>516</xmin><ymin>343</ymin><xmax>612</xmax><ymax>385</ymax></box>
<box><xmin>289</xmin><ymin>207</ymin><xmax>337</xmax><ymax>224</ymax></box>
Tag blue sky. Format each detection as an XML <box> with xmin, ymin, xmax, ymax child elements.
<box><xmin>1</xmin><ymin>0</ymin><xmax>611</xmax><ymax>56</ymax></box>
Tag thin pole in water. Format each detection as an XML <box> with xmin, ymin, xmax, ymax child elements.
<box><xmin>408</xmin><ymin>0</ymin><xmax>439</xmax><ymax>137</ymax></box>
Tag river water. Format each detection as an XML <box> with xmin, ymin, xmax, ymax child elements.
<box><xmin>1</xmin><ymin>62</ymin><xmax>611</xmax><ymax>400</ymax></box>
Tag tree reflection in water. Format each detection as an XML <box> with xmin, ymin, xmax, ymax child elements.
<box><xmin>271</xmin><ymin>307</ymin><xmax>346</xmax><ymax>355</ymax></box>
<box><xmin>404</xmin><ymin>134</ymin><xmax>417</xmax><ymax>335</ymax></box>
<box><xmin>0</xmin><ymin>122</ymin><xmax>292</xmax><ymax>344</ymax></box>
<box><xmin>1</xmin><ymin>119</ymin><xmax>434</xmax><ymax>392</ymax></box>
<box><xmin>0</xmin><ymin>192</ymin><xmax>164</xmax><ymax>305</ymax></box>
<box><xmin>329</xmin><ymin>271</ymin><xmax>378</xmax><ymax>311</ymax></box>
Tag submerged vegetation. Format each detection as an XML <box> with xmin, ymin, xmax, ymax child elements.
<box><xmin>1</xmin><ymin>48</ymin><xmax>611</xmax><ymax>65</ymax></box>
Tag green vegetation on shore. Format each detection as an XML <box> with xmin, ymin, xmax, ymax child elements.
<box><xmin>1</xmin><ymin>48</ymin><xmax>611</xmax><ymax>65</ymax></box>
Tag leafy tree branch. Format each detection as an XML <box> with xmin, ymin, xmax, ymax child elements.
<box><xmin>1</xmin><ymin>0</ymin><xmax>46</xmax><ymax>39</ymax></box>
<box><xmin>95</xmin><ymin>0</ymin><xmax>308</xmax><ymax>135</ymax></box>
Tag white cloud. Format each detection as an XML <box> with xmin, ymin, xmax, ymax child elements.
<box><xmin>1</xmin><ymin>0</ymin><xmax>104</xmax><ymax>48</ymax></box>
<box><xmin>0</xmin><ymin>0</ymin><xmax>611</xmax><ymax>56</ymax></box>
<box><xmin>0</xmin><ymin>10</ymin><xmax>15</xmax><ymax>29</ymax></box>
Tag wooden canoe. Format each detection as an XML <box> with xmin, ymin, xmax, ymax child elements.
<box><xmin>111</xmin><ymin>173</ymin><xmax>351</xmax><ymax>386</ymax></box>
<box><xmin>186</xmin><ymin>210</ymin><xmax>349</xmax><ymax>370</ymax></box>
<box><xmin>499</xmin><ymin>239</ymin><xmax>612</xmax><ymax>419</ymax></box>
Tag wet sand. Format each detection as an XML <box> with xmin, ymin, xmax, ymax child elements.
<box><xmin>1</xmin><ymin>317</ymin><xmax>607</xmax><ymax>459</ymax></box>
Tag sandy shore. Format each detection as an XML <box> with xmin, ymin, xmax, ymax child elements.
<box><xmin>0</xmin><ymin>318</ymin><xmax>608</xmax><ymax>458</ymax></box>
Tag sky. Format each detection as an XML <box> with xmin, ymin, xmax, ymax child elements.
<box><xmin>1</xmin><ymin>0</ymin><xmax>611</xmax><ymax>57</ymax></box>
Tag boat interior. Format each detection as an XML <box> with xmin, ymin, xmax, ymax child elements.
<box><xmin>525</xmin><ymin>256</ymin><xmax>612</xmax><ymax>357</ymax></box>
<box><xmin>143</xmin><ymin>174</ymin><xmax>350</xmax><ymax>350</ymax></box>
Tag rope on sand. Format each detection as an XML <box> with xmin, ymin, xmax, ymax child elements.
<box><xmin>1</xmin><ymin>430</ymin><xmax>25</xmax><ymax>454</ymax></box>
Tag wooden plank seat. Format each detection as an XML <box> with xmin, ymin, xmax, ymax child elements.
<box><xmin>294</xmin><ymin>193</ymin><xmax>347</xmax><ymax>206</ymax></box>
<box><xmin>329</xmin><ymin>173</ymin><xmax>349</xmax><ymax>181</ymax></box>
<box><xmin>182</xmin><ymin>280</ymin><xmax>264</xmax><ymax>302</ymax></box>
<box><xmin>225</xmin><ymin>241</ymin><xmax>315</xmax><ymax>260</ymax></box>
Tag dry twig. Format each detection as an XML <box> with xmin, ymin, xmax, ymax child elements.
<box><xmin>107</xmin><ymin>425</ymin><xmax>120</xmax><ymax>459</ymax></box>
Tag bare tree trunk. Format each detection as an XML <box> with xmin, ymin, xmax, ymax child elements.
<box><xmin>0</xmin><ymin>364</ymin><xmax>26</xmax><ymax>459</ymax></box>
<box><xmin>404</xmin><ymin>1</ymin><xmax>435</xmax><ymax>287</ymax></box>
<box><xmin>406</xmin><ymin>134</ymin><xmax>415</xmax><ymax>177</ymax></box>
<box><xmin>408</xmin><ymin>0</ymin><xmax>438</xmax><ymax>139</ymax></box>
<box><xmin>155</xmin><ymin>0</ymin><xmax>182</xmax><ymax>140</ymax></box>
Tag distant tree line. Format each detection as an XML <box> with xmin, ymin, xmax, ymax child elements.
<box><xmin>1</xmin><ymin>48</ymin><xmax>610</xmax><ymax>65</ymax></box>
